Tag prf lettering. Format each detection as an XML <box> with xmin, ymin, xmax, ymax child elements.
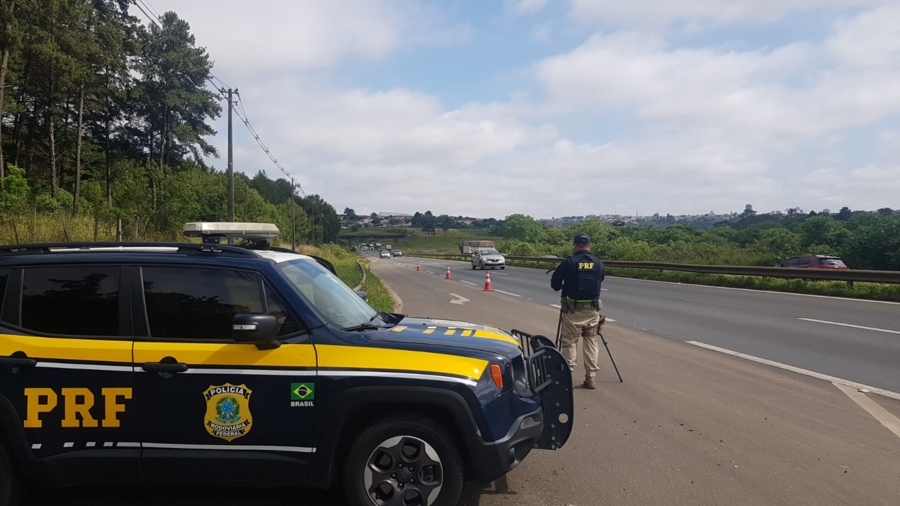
<box><xmin>24</xmin><ymin>388</ymin><xmax>132</xmax><ymax>429</ymax></box>
<box><xmin>578</xmin><ymin>262</ymin><xmax>594</xmax><ymax>270</ymax></box>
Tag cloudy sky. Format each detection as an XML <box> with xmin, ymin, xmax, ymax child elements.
<box><xmin>144</xmin><ymin>0</ymin><xmax>900</xmax><ymax>219</ymax></box>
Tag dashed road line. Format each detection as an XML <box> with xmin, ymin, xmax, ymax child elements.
<box><xmin>798</xmin><ymin>318</ymin><xmax>900</xmax><ymax>335</ymax></box>
<box><xmin>687</xmin><ymin>341</ymin><xmax>900</xmax><ymax>401</ymax></box>
<box><xmin>833</xmin><ymin>383</ymin><xmax>900</xmax><ymax>440</ymax></box>
<box><xmin>494</xmin><ymin>289</ymin><xmax>522</xmax><ymax>298</ymax></box>
<box><xmin>550</xmin><ymin>304</ymin><xmax>561</xmax><ymax>308</ymax></box>
<box><xmin>460</xmin><ymin>280</ymin><xmax>478</xmax><ymax>286</ymax></box>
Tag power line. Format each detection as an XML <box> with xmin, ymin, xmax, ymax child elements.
<box><xmin>233</xmin><ymin>92</ymin><xmax>304</xmax><ymax>196</ymax></box>
<box><xmin>131</xmin><ymin>0</ymin><xmax>303</xmax><ymax>197</ymax></box>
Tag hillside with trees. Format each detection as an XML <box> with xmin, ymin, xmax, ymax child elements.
<box><xmin>0</xmin><ymin>1</ymin><xmax>339</xmax><ymax>244</ymax></box>
<box><xmin>493</xmin><ymin>209</ymin><xmax>900</xmax><ymax>271</ymax></box>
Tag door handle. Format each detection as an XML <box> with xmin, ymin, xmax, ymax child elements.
<box><xmin>0</xmin><ymin>352</ymin><xmax>38</xmax><ymax>369</ymax></box>
<box><xmin>141</xmin><ymin>357</ymin><xmax>189</xmax><ymax>374</ymax></box>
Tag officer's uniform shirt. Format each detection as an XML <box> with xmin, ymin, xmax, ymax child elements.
<box><xmin>551</xmin><ymin>249</ymin><xmax>605</xmax><ymax>301</ymax></box>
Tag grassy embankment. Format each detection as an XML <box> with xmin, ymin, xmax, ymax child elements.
<box><xmin>406</xmin><ymin>232</ymin><xmax>900</xmax><ymax>303</ymax></box>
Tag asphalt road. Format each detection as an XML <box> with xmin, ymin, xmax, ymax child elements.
<box><xmin>386</xmin><ymin>253</ymin><xmax>900</xmax><ymax>393</ymax></box>
<box><xmin>367</xmin><ymin>254</ymin><xmax>900</xmax><ymax>506</ymax></box>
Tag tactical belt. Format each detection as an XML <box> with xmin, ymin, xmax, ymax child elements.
<box><xmin>561</xmin><ymin>297</ymin><xmax>600</xmax><ymax>312</ymax></box>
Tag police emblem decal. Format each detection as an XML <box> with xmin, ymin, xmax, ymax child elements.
<box><xmin>203</xmin><ymin>384</ymin><xmax>253</xmax><ymax>442</ymax></box>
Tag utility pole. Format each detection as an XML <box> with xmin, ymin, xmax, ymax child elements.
<box><xmin>226</xmin><ymin>88</ymin><xmax>235</xmax><ymax>224</ymax></box>
<box><xmin>290</xmin><ymin>177</ymin><xmax>296</xmax><ymax>251</ymax></box>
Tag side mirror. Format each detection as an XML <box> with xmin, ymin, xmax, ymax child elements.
<box><xmin>356</xmin><ymin>291</ymin><xmax>368</xmax><ymax>302</ymax></box>
<box><xmin>233</xmin><ymin>314</ymin><xmax>280</xmax><ymax>350</ymax></box>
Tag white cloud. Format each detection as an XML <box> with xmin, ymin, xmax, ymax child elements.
<box><xmin>146</xmin><ymin>1</ymin><xmax>900</xmax><ymax>217</ymax></box>
<box><xmin>534</xmin><ymin>8</ymin><xmax>900</xmax><ymax>145</ymax></box>
<box><xmin>147</xmin><ymin>0</ymin><xmax>471</xmax><ymax>74</ymax></box>
<box><xmin>569</xmin><ymin>0</ymin><xmax>885</xmax><ymax>27</ymax></box>
<box><xmin>507</xmin><ymin>0</ymin><xmax>548</xmax><ymax>16</ymax></box>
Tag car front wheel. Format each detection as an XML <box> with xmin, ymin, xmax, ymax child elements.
<box><xmin>344</xmin><ymin>414</ymin><xmax>463</xmax><ymax>506</ymax></box>
<box><xmin>0</xmin><ymin>438</ymin><xmax>23</xmax><ymax>506</ymax></box>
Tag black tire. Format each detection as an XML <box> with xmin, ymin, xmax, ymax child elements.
<box><xmin>0</xmin><ymin>437</ymin><xmax>23</xmax><ymax>506</ymax></box>
<box><xmin>501</xmin><ymin>266</ymin><xmax>505</xmax><ymax>270</ymax></box>
<box><xmin>471</xmin><ymin>264</ymin><xmax>476</xmax><ymax>270</ymax></box>
<box><xmin>343</xmin><ymin>413</ymin><xmax>463</xmax><ymax>506</ymax></box>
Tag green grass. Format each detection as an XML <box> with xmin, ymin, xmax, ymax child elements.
<box><xmin>358</xmin><ymin>260</ymin><xmax>395</xmax><ymax>312</ymax></box>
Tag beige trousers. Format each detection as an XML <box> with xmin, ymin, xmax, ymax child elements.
<box><xmin>559</xmin><ymin>305</ymin><xmax>601</xmax><ymax>378</ymax></box>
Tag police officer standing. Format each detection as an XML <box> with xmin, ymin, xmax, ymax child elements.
<box><xmin>551</xmin><ymin>233</ymin><xmax>605</xmax><ymax>389</ymax></box>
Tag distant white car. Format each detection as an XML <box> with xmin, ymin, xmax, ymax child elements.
<box><xmin>472</xmin><ymin>248</ymin><xmax>505</xmax><ymax>270</ymax></box>
<box><xmin>380</xmin><ymin>250</ymin><xmax>391</xmax><ymax>259</ymax></box>
<box><xmin>393</xmin><ymin>250</ymin><xmax>403</xmax><ymax>257</ymax></box>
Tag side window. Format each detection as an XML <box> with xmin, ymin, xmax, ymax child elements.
<box><xmin>264</xmin><ymin>284</ymin><xmax>303</xmax><ymax>336</ymax></box>
<box><xmin>797</xmin><ymin>257</ymin><xmax>811</xmax><ymax>266</ymax></box>
<box><xmin>142</xmin><ymin>266</ymin><xmax>263</xmax><ymax>340</ymax></box>
<box><xmin>783</xmin><ymin>258</ymin><xmax>798</xmax><ymax>267</ymax></box>
<box><xmin>22</xmin><ymin>266</ymin><xmax>120</xmax><ymax>337</ymax></box>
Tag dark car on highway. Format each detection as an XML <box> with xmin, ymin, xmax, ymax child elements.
<box><xmin>779</xmin><ymin>254</ymin><xmax>849</xmax><ymax>269</ymax></box>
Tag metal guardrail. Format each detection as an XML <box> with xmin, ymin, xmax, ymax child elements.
<box><xmin>410</xmin><ymin>253</ymin><xmax>900</xmax><ymax>285</ymax></box>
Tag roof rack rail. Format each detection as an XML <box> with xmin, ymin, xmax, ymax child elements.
<box><xmin>0</xmin><ymin>242</ymin><xmax>260</xmax><ymax>258</ymax></box>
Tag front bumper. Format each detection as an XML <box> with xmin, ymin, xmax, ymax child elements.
<box><xmin>467</xmin><ymin>332</ymin><xmax>574</xmax><ymax>483</ymax></box>
<box><xmin>467</xmin><ymin>407</ymin><xmax>544</xmax><ymax>483</ymax></box>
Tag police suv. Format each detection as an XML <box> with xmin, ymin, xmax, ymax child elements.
<box><xmin>0</xmin><ymin>223</ymin><xmax>573</xmax><ymax>506</ymax></box>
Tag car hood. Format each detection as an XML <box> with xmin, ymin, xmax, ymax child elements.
<box><xmin>368</xmin><ymin>317</ymin><xmax>522</xmax><ymax>356</ymax></box>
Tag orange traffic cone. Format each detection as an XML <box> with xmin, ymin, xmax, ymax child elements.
<box><xmin>445</xmin><ymin>265</ymin><xmax>452</xmax><ymax>280</ymax></box>
<box><xmin>483</xmin><ymin>272</ymin><xmax>493</xmax><ymax>291</ymax></box>
<box><xmin>416</xmin><ymin>262</ymin><xmax>421</xmax><ymax>271</ymax></box>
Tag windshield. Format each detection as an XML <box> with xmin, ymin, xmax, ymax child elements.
<box><xmin>480</xmin><ymin>249</ymin><xmax>500</xmax><ymax>255</ymax></box>
<box><xmin>277</xmin><ymin>258</ymin><xmax>381</xmax><ymax>329</ymax></box>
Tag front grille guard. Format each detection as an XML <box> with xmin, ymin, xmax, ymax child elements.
<box><xmin>510</xmin><ymin>329</ymin><xmax>561</xmax><ymax>394</ymax></box>
<box><xmin>510</xmin><ymin>328</ymin><xmax>574</xmax><ymax>450</ymax></box>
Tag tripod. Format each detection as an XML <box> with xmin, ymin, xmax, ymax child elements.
<box><xmin>555</xmin><ymin>308</ymin><xmax>623</xmax><ymax>383</ymax></box>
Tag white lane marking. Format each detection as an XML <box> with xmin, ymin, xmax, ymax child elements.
<box><xmin>798</xmin><ymin>318</ymin><xmax>900</xmax><ymax>335</ymax></box>
<box><xmin>493</xmin><ymin>272</ymin><xmax>509</xmax><ymax>276</ymax></box>
<box><xmin>610</xmin><ymin>276</ymin><xmax>900</xmax><ymax>305</ymax></box>
<box><xmin>606</xmin><ymin>318</ymin><xmax>617</xmax><ymax>322</ymax></box>
<box><xmin>104</xmin><ymin>442</ymin><xmax>114</xmax><ymax>447</ymax></box>
<box><xmin>31</xmin><ymin>444</ymin><xmax>41</xmax><ymax>450</ymax></box>
<box><xmin>449</xmin><ymin>293</ymin><xmax>470</xmax><ymax>305</ymax></box>
<box><xmin>833</xmin><ymin>383</ymin><xmax>900</xmax><ymax>440</ymax></box>
<box><xmin>143</xmin><ymin>443</ymin><xmax>316</xmax><ymax>453</ymax></box>
<box><xmin>602</xmin><ymin>288</ymin><xmax>610</xmax><ymax>291</ymax></box>
<box><xmin>687</xmin><ymin>341</ymin><xmax>900</xmax><ymax>401</ymax></box>
<box><xmin>86</xmin><ymin>442</ymin><xmax>96</xmax><ymax>448</ymax></box>
<box><xmin>63</xmin><ymin>442</ymin><xmax>74</xmax><ymax>448</ymax></box>
<box><xmin>117</xmin><ymin>442</ymin><xmax>140</xmax><ymax>448</ymax></box>
<box><xmin>550</xmin><ymin>304</ymin><xmax>561</xmax><ymax>308</ymax></box>
<box><xmin>426</xmin><ymin>271</ymin><xmax>435</xmax><ymax>274</ymax></box>
<box><xmin>494</xmin><ymin>289</ymin><xmax>522</xmax><ymax>298</ymax></box>
<box><xmin>460</xmin><ymin>280</ymin><xmax>478</xmax><ymax>286</ymax></box>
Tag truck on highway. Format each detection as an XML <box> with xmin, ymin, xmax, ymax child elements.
<box><xmin>460</xmin><ymin>240</ymin><xmax>495</xmax><ymax>255</ymax></box>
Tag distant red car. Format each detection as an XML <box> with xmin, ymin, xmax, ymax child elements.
<box><xmin>779</xmin><ymin>254</ymin><xmax>849</xmax><ymax>269</ymax></box>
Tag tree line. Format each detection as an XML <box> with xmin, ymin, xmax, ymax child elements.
<box><xmin>0</xmin><ymin>0</ymin><xmax>340</xmax><ymax>245</ymax></box>
<box><xmin>494</xmin><ymin>209</ymin><xmax>900</xmax><ymax>271</ymax></box>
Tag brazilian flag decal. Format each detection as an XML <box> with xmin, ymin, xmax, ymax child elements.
<box><xmin>291</xmin><ymin>383</ymin><xmax>314</xmax><ymax>401</ymax></box>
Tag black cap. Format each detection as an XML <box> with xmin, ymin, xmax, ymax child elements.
<box><xmin>574</xmin><ymin>233</ymin><xmax>591</xmax><ymax>244</ymax></box>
